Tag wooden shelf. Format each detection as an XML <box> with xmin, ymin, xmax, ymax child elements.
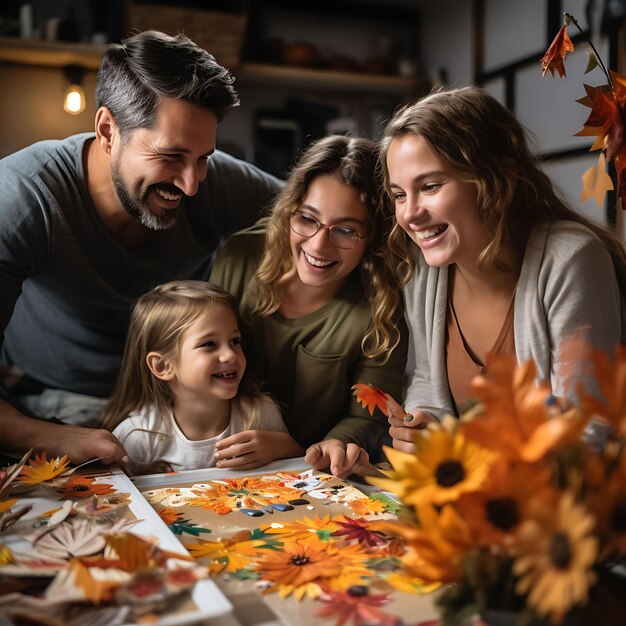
<box><xmin>0</xmin><ymin>37</ymin><xmax>105</xmax><ymax>70</ymax></box>
<box><xmin>0</xmin><ymin>39</ymin><xmax>428</xmax><ymax>97</ymax></box>
<box><xmin>236</xmin><ymin>62</ymin><xmax>427</xmax><ymax>96</ymax></box>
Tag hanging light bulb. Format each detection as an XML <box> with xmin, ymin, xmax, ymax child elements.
<box><xmin>63</xmin><ymin>66</ymin><xmax>85</xmax><ymax>115</ymax></box>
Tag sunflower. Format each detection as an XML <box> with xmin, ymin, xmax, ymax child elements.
<box><xmin>16</xmin><ymin>453</ymin><xmax>71</xmax><ymax>484</ymax></box>
<box><xmin>513</xmin><ymin>491</ymin><xmax>598</xmax><ymax>623</ymax></box>
<box><xmin>456</xmin><ymin>459</ymin><xmax>556</xmax><ymax>547</ymax></box>
<box><xmin>370</xmin><ymin>428</ymin><xmax>495</xmax><ymax>509</ymax></box>
<box><xmin>254</xmin><ymin>537</ymin><xmax>369</xmax><ymax>598</ymax></box>
<box><xmin>464</xmin><ymin>355</ymin><xmax>589</xmax><ymax>462</ymax></box>
<box><xmin>59</xmin><ymin>476</ymin><xmax>116</xmax><ymax>499</ymax></box>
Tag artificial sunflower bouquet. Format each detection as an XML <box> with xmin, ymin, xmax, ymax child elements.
<box><xmin>365</xmin><ymin>351</ymin><xmax>626</xmax><ymax>626</ymax></box>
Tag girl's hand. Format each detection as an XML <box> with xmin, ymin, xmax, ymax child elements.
<box><xmin>305</xmin><ymin>439</ymin><xmax>376</xmax><ymax>479</ymax></box>
<box><xmin>214</xmin><ymin>431</ymin><xmax>304</xmax><ymax>471</ymax></box>
<box><xmin>388</xmin><ymin>410</ymin><xmax>437</xmax><ymax>453</ymax></box>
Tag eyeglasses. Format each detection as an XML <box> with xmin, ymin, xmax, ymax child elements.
<box><xmin>289</xmin><ymin>211</ymin><xmax>367</xmax><ymax>250</ymax></box>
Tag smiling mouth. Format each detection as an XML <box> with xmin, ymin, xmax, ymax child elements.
<box><xmin>213</xmin><ymin>371</ymin><xmax>237</xmax><ymax>380</ymax></box>
<box><xmin>303</xmin><ymin>251</ymin><xmax>335</xmax><ymax>268</ymax></box>
<box><xmin>154</xmin><ymin>186</ymin><xmax>183</xmax><ymax>202</ymax></box>
<box><xmin>415</xmin><ymin>224</ymin><xmax>448</xmax><ymax>241</ymax></box>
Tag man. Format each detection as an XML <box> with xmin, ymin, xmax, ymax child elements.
<box><xmin>0</xmin><ymin>31</ymin><xmax>281</xmax><ymax>465</ymax></box>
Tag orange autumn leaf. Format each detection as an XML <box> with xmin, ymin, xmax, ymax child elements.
<box><xmin>541</xmin><ymin>24</ymin><xmax>574</xmax><ymax>77</ymax></box>
<box><xmin>349</xmin><ymin>497</ymin><xmax>387</xmax><ymax>516</ymax></box>
<box><xmin>352</xmin><ymin>384</ymin><xmax>405</xmax><ymax>418</ymax></box>
<box><xmin>105</xmin><ymin>533</ymin><xmax>191</xmax><ymax>572</ymax></box>
<box><xmin>69</xmin><ymin>558</ymin><xmax>117</xmax><ymax>604</ymax></box>
<box><xmin>580</xmin><ymin>152</ymin><xmax>614</xmax><ymax>207</ymax></box>
<box><xmin>17</xmin><ymin>453</ymin><xmax>71</xmax><ymax>485</ymax></box>
<box><xmin>575</xmin><ymin>72</ymin><xmax>626</xmax><ymax>205</ymax></box>
<box><xmin>352</xmin><ymin>384</ymin><xmax>389</xmax><ymax>416</ymax></box>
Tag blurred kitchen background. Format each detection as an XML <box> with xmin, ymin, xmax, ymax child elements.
<box><xmin>0</xmin><ymin>0</ymin><xmax>624</xmax><ymax>231</ymax></box>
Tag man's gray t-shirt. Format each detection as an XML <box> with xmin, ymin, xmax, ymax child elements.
<box><xmin>0</xmin><ymin>133</ymin><xmax>280</xmax><ymax>397</ymax></box>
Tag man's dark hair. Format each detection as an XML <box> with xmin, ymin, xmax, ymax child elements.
<box><xmin>95</xmin><ymin>30</ymin><xmax>239</xmax><ymax>135</ymax></box>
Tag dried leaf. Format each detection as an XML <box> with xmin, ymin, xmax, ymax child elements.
<box><xmin>540</xmin><ymin>24</ymin><xmax>574</xmax><ymax>77</ymax></box>
<box><xmin>584</xmin><ymin>49</ymin><xmax>599</xmax><ymax>74</ymax></box>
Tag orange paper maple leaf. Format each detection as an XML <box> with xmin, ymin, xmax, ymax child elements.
<box><xmin>540</xmin><ymin>24</ymin><xmax>574</xmax><ymax>77</ymax></box>
<box><xmin>351</xmin><ymin>383</ymin><xmax>406</xmax><ymax>418</ymax></box>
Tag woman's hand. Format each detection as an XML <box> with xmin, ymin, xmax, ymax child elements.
<box><xmin>214</xmin><ymin>431</ymin><xmax>304</xmax><ymax>471</ymax></box>
<box><xmin>305</xmin><ymin>439</ymin><xmax>376</xmax><ymax>479</ymax></box>
<box><xmin>388</xmin><ymin>410</ymin><xmax>437</xmax><ymax>453</ymax></box>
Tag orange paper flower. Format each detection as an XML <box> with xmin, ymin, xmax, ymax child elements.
<box><xmin>60</xmin><ymin>476</ymin><xmax>116</xmax><ymax>499</ymax></box>
<box><xmin>17</xmin><ymin>453</ymin><xmax>71</xmax><ymax>485</ymax></box>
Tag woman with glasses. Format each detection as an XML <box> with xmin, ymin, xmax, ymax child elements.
<box><xmin>210</xmin><ymin>135</ymin><xmax>408</xmax><ymax>477</ymax></box>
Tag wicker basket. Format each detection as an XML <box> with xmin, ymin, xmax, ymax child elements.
<box><xmin>128</xmin><ymin>3</ymin><xmax>247</xmax><ymax>68</ymax></box>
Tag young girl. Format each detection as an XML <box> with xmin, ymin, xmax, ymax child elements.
<box><xmin>103</xmin><ymin>281</ymin><xmax>297</xmax><ymax>474</ymax></box>
<box><xmin>210</xmin><ymin>135</ymin><xmax>408</xmax><ymax>478</ymax></box>
<box><xmin>380</xmin><ymin>86</ymin><xmax>626</xmax><ymax>453</ymax></box>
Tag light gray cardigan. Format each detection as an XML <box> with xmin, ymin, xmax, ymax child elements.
<box><xmin>403</xmin><ymin>221</ymin><xmax>625</xmax><ymax>419</ymax></box>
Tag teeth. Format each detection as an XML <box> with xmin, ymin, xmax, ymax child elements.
<box><xmin>214</xmin><ymin>372</ymin><xmax>236</xmax><ymax>379</ymax></box>
<box><xmin>415</xmin><ymin>225</ymin><xmax>446</xmax><ymax>240</ymax></box>
<box><xmin>155</xmin><ymin>188</ymin><xmax>182</xmax><ymax>201</ymax></box>
<box><xmin>304</xmin><ymin>251</ymin><xmax>334</xmax><ymax>268</ymax></box>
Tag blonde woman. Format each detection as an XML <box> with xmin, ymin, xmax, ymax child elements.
<box><xmin>211</xmin><ymin>135</ymin><xmax>408</xmax><ymax>477</ymax></box>
<box><xmin>380</xmin><ymin>86</ymin><xmax>626</xmax><ymax>452</ymax></box>
<box><xmin>103</xmin><ymin>281</ymin><xmax>295</xmax><ymax>474</ymax></box>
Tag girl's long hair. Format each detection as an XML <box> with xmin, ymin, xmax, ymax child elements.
<box><xmin>379</xmin><ymin>85</ymin><xmax>626</xmax><ymax>292</ymax></box>
<box><xmin>102</xmin><ymin>280</ymin><xmax>260</xmax><ymax>431</ymax></box>
<box><xmin>254</xmin><ymin>134</ymin><xmax>403</xmax><ymax>360</ymax></box>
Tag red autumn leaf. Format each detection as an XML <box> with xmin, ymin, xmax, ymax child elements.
<box><xmin>331</xmin><ymin>517</ymin><xmax>386</xmax><ymax>546</ymax></box>
<box><xmin>315</xmin><ymin>589</ymin><xmax>398</xmax><ymax>626</ymax></box>
<box><xmin>541</xmin><ymin>24</ymin><xmax>574</xmax><ymax>77</ymax></box>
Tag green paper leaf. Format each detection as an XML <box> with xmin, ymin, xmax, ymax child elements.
<box><xmin>369</xmin><ymin>492</ymin><xmax>403</xmax><ymax>514</ymax></box>
<box><xmin>231</xmin><ymin>568</ymin><xmax>261</xmax><ymax>581</ymax></box>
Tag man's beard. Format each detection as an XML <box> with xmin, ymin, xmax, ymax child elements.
<box><xmin>111</xmin><ymin>163</ymin><xmax>180</xmax><ymax>231</ymax></box>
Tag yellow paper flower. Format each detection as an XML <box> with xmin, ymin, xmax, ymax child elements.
<box><xmin>17</xmin><ymin>452</ymin><xmax>71</xmax><ymax>485</ymax></box>
<box><xmin>370</xmin><ymin>428</ymin><xmax>495</xmax><ymax>508</ymax></box>
<box><xmin>254</xmin><ymin>537</ymin><xmax>369</xmax><ymax>598</ymax></box>
<box><xmin>260</xmin><ymin>514</ymin><xmax>342</xmax><ymax>542</ymax></box>
<box><xmin>513</xmin><ymin>491</ymin><xmax>597</xmax><ymax>623</ymax></box>
<box><xmin>185</xmin><ymin>530</ymin><xmax>266</xmax><ymax>572</ymax></box>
